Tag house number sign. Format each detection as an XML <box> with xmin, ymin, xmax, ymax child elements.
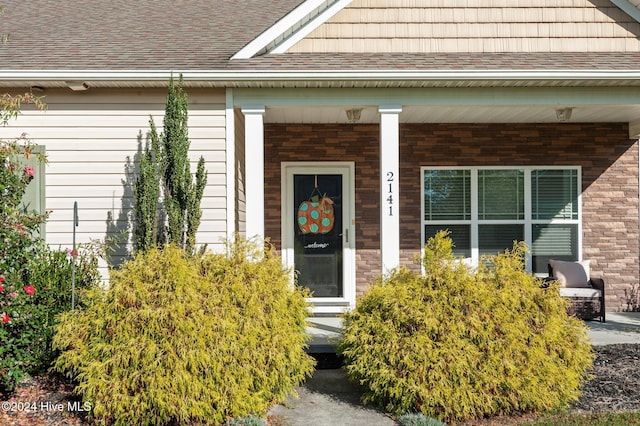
<box><xmin>386</xmin><ymin>171</ymin><xmax>394</xmax><ymax>216</ymax></box>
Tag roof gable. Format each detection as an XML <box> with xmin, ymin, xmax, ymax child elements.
<box><xmin>257</xmin><ymin>0</ymin><xmax>640</xmax><ymax>54</ymax></box>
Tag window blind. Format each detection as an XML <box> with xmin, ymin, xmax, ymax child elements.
<box><xmin>424</xmin><ymin>170</ymin><xmax>470</xmax><ymax>220</ymax></box>
<box><xmin>532</xmin><ymin>169</ymin><xmax>578</xmax><ymax>220</ymax></box>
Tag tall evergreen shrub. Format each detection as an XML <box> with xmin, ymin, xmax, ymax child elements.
<box><xmin>134</xmin><ymin>75</ymin><xmax>207</xmax><ymax>253</ymax></box>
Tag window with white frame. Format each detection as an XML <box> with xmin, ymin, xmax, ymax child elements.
<box><xmin>422</xmin><ymin>167</ymin><xmax>580</xmax><ymax>273</ymax></box>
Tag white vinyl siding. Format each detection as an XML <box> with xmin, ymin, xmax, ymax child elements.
<box><xmin>422</xmin><ymin>166</ymin><xmax>581</xmax><ymax>273</ymax></box>
<box><xmin>0</xmin><ymin>88</ymin><xmax>228</xmax><ymax>279</ymax></box>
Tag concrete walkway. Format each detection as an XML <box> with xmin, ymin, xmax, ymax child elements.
<box><xmin>268</xmin><ymin>368</ymin><xmax>395</xmax><ymax>426</ymax></box>
<box><xmin>587</xmin><ymin>312</ymin><xmax>640</xmax><ymax>345</ymax></box>
<box><xmin>269</xmin><ymin>313</ymin><xmax>640</xmax><ymax>426</ymax></box>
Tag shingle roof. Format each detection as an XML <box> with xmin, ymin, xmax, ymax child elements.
<box><xmin>0</xmin><ymin>0</ymin><xmax>639</xmax><ymax>76</ymax></box>
<box><xmin>0</xmin><ymin>0</ymin><xmax>304</xmax><ymax>70</ymax></box>
<box><xmin>227</xmin><ymin>52</ymin><xmax>640</xmax><ymax>71</ymax></box>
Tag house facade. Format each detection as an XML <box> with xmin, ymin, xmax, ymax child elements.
<box><xmin>1</xmin><ymin>0</ymin><xmax>639</xmax><ymax>313</ymax></box>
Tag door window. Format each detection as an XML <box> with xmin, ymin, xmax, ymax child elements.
<box><xmin>293</xmin><ymin>174</ymin><xmax>343</xmax><ymax>297</ymax></box>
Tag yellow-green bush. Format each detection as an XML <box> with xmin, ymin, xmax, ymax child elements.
<box><xmin>338</xmin><ymin>231</ymin><xmax>593</xmax><ymax>423</ymax></box>
<box><xmin>53</xmin><ymin>240</ymin><xmax>315</xmax><ymax>426</ymax></box>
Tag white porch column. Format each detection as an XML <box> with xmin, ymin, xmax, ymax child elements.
<box><xmin>242</xmin><ymin>106</ymin><xmax>266</xmax><ymax>241</ymax></box>
<box><xmin>379</xmin><ymin>105</ymin><xmax>402</xmax><ymax>274</ymax></box>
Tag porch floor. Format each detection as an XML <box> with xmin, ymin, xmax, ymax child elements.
<box><xmin>305</xmin><ymin>312</ymin><xmax>640</xmax><ymax>352</ymax></box>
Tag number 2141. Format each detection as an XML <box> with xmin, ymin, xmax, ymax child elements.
<box><xmin>386</xmin><ymin>172</ymin><xmax>394</xmax><ymax>216</ymax></box>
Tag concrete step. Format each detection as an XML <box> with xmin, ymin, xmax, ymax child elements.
<box><xmin>307</xmin><ymin>317</ymin><xmax>343</xmax><ymax>355</ymax></box>
<box><xmin>307</xmin><ymin>316</ymin><xmax>343</xmax><ymax>333</ymax></box>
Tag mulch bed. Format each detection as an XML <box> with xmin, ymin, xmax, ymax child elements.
<box><xmin>572</xmin><ymin>344</ymin><xmax>640</xmax><ymax>413</ymax></box>
<box><xmin>1</xmin><ymin>344</ymin><xmax>639</xmax><ymax>426</ymax></box>
<box><xmin>0</xmin><ymin>374</ymin><xmax>88</xmax><ymax>426</ymax></box>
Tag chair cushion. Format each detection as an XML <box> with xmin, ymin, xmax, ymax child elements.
<box><xmin>443</xmin><ymin>257</ymin><xmax>477</xmax><ymax>273</ymax></box>
<box><xmin>559</xmin><ymin>287</ymin><xmax>602</xmax><ymax>298</ymax></box>
<box><xmin>549</xmin><ymin>259</ymin><xmax>591</xmax><ymax>288</ymax></box>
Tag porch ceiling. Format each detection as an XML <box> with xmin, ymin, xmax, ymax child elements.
<box><xmin>264</xmin><ymin>104</ymin><xmax>640</xmax><ymax>124</ymax></box>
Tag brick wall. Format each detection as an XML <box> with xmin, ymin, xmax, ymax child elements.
<box><xmin>401</xmin><ymin>123</ymin><xmax>639</xmax><ymax>311</ymax></box>
<box><xmin>264</xmin><ymin>124</ymin><xmax>381</xmax><ymax>295</ymax></box>
<box><xmin>265</xmin><ymin>122</ymin><xmax>639</xmax><ymax>311</ymax></box>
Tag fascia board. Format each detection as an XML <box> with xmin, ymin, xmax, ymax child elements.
<box><xmin>2</xmin><ymin>70</ymin><xmax>640</xmax><ymax>82</ymax></box>
<box><xmin>270</xmin><ymin>0</ymin><xmax>353</xmax><ymax>54</ymax></box>
<box><xmin>231</xmin><ymin>0</ymin><xmax>346</xmax><ymax>60</ymax></box>
<box><xmin>232</xmin><ymin>86</ymin><xmax>640</xmax><ymax>107</ymax></box>
<box><xmin>610</xmin><ymin>0</ymin><xmax>640</xmax><ymax>23</ymax></box>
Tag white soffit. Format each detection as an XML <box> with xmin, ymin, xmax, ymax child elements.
<box><xmin>231</xmin><ymin>0</ymin><xmax>352</xmax><ymax>59</ymax></box>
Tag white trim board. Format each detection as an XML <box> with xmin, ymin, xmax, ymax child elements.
<box><xmin>3</xmin><ymin>70</ymin><xmax>640</xmax><ymax>84</ymax></box>
<box><xmin>270</xmin><ymin>0</ymin><xmax>353</xmax><ymax>54</ymax></box>
<box><xmin>232</xmin><ymin>0</ymin><xmax>353</xmax><ymax>59</ymax></box>
<box><xmin>233</xmin><ymin>86</ymin><xmax>640</xmax><ymax>108</ymax></box>
<box><xmin>610</xmin><ymin>0</ymin><xmax>640</xmax><ymax>24</ymax></box>
<box><xmin>225</xmin><ymin>89</ymin><xmax>236</xmax><ymax>239</ymax></box>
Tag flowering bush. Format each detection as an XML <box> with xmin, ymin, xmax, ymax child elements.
<box><xmin>0</xmin><ymin>93</ymin><xmax>101</xmax><ymax>394</ymax></box>
<box><xmin>0</xmin><ymin>274</ymin><xmax>43</xmax><ymax>390</ymax></box>
<box><xmin>0</xmin><ymin>243</ymin><xmax>101</xmax><ymax>394</ymax></box>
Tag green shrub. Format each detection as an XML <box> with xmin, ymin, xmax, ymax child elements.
<box><xmin>227</xmin><ymin>415</ymin><xmax>268</xmax><ymax>426</ymax></box>
<box><xmin>0</xmin><ymin>122</ymin><xmax>101</xmax><ymax>393</ymax></box>
<box><xmin>0</xmin><ymin>243</ymin><xmax>100</xmax><ymax>394</ymax></box>
<box><xmin>53</xmin><ymin>240</ymin><xmax>315</xmax><ymax>426</ymax></box>
<box><xmin>338</xmin><ymin>231</ymin><xmax>593</xmax><ymax>423</ymax></box>
<box><xmin>397</xmin><ymin>413</ymin><xmax>445</xmax><ymax>426</ymax></box>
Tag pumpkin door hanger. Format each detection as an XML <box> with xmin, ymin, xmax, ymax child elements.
<box><xmin>297</xmin><ymin>176</ymin><xmax>335</xmax><ymax>235</ymax></box>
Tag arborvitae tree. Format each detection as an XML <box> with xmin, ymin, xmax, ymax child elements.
<box><xmin>133</xmin><ymin>147</ymin><xmax>160</xmax><ymax>250</ymax></box>
<box><xmin>134</xmin><ymin>75</ymin><xmax>207</xmax><ymax>253</ymax></box>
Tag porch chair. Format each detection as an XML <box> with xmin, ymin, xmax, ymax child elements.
<box><xmin>547</xmin><ymin>259</ymin><xmax>605</xmax><ymax>323</ymax></box>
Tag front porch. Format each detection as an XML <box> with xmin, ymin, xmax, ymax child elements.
<box><xmin>232</xmin><ymin>87</ymin><xmax>640</xmax><ymax>314</ymax></box>
<box><xmin>307</xmin><ymin>312</ymin><xmax>640</xmax><ymax>355</ymax></box>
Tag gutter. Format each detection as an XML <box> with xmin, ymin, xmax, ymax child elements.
<box><xmin>2</xmin><ymin>69</ymin><xmax>640</xmax><ymax>84</ymax></box>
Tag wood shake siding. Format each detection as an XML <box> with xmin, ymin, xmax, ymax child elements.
<box><xmin>288</xmin><ymin>0</ymin><xmax>640</xmax><ymax>53</ymax></box>
<box><xmin>265</xmin><ymin>122</ymin><xmax>637</xmax><ymax>310</ymax></box>
<box><xmin>0</xmin><ymin>88</ymin><xmax>228</xmax><ymax>277</ymax></box>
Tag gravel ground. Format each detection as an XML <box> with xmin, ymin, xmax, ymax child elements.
<box><xmin>1</xmin><ymin>344</ymin><xmax>639</xmax><ymax>426</ymax></box>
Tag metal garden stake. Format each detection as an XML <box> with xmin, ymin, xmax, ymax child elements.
<box><xmin>71</xmin><ymin>201</ymin><xmax>78</xmax><ymax>310</ymax></box>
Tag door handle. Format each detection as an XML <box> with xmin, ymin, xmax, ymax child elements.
<box><xmin>338</xmin><ymin>229</ymin><xmax>349</xmax><ymax>243</ymax></box>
